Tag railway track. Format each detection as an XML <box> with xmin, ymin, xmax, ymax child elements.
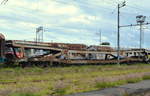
<box><xmin>16</xmin><ymin>58</ymin><xmax>148</xmax><ymax>68</ymax></box>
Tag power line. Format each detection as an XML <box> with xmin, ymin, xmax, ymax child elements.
<box><xmin>120</xmin><ymin>16</ymin><xmax>150</xmax><ymax>49</ymax></box>
<box><xmin>128</xmin><ymin>1</ymin><xmax>149</xmax><ymax>11</ymax></box>
<box><xmin>121</xmin><ymin>11</ymin><xmax>139</xmax><ymax>16</ymax></box>
<box><xmin>76</xmin><ymin>0</ymin><xmax>118</xmax><ymax>11</ymax></box>
<box><xmin>78</xmin><ymin>0</ymin><xmax>117</xmax><ymax>7</ymax></box>
<box><xmin>127</xmin><ymin>6</ymin><xmax>147</xmax><ymax>13</ymax></box>
<box><xmin>54</xmin><ymin>0</ymin><xmax>116</xmax><ymax>14</ymax></box>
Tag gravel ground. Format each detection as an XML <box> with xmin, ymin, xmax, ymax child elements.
<box><xmin>131</xmin><ymin>91</ymin><xmax>150</xmax><ymax>96</ymax></box>
<box><xmin>66</xmin><ymin>80</ymin><xmax>150</xmax><ymax>96</ymax></box>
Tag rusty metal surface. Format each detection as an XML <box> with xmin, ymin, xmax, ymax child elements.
<box><xmin>88</xmin><ymin>45</ymin><xmax>114</xmax><ymax>52</ymax></box>
<box><xmin>11</xmin><ymin>40</ymin><xmax>87</xmax><ymax>50</ymax></box>
<box><xmin>44</xmin><ymin>58</ymin><xmax>143</xmax><ymax>64</ymax></box>
<box><xmin>3</xmin><ymin>39</ymin><xmax>148</xmax><ymax>65</ymax></box>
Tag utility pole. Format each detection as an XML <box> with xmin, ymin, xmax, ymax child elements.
<box><xmin>136</xmin><ymin>15</ymin><xmax>146</xmax><ymax>49</ymax></box>
<box><xmin>36</xmin><ymin>26</ymin><xmax>44</xmax><ymax>43</ymax></box>
<box><xmin>140</xmin><ymin>24</ymin><xmax>142</xmax><ymax>48</ymax></box>
<box><xmin>96</xmin><ymin>29</ymin><xmax>102</xmax><ymax>45</ymax></box>
<box><xmin>117</xmin><ymin>1</ymin><xmax>126</xmax><ymax>65</ymax></box>
<box><xmin>120</xmin><ymin>15</ymin><xmax>148</xmax><ymax>49</ymax></box>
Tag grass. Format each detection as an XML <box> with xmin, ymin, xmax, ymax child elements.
<box><xmin>9</xmin><ymin>93</ymin><xmax>40</xmax><ymax>96</ymax></box>
<box><xmin>0</xmin><ymin>64</ymin><xmax>149</xmax><ymax>96</ymax></box>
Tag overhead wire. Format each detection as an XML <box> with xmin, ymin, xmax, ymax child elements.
<box><xmin>54</xmin><ymin>0</ymin><xmax>117</xmax><ymax>14</ymax></box>
<box><xmin>127</xmin><ymin>6</ymin><xmax>147</xmax><ymax>13</ymax></box>
<box><xmin>78</xmin><ymin>0</ymin><xmax>118</xmax><ymax>11</ymax></box>
<box><xmin>54</xmin><ymin>0</ymin><xmax>119</xmax><ymax>38</ymax></box>
<box><xmin>40</xmin><ymin>0</ymin><xmax>150</xmax><ymax>46</ymax></box>
<box><xmin>125</xmin><ymin>1</ymin><xmax>150</xmax><ymax>14</ymax></box>
<box><xmin>53</xmin><ymin>0</ymin><xmax>118</xmax><ymax>32</ymax></box>
<box><xmin>129</xmin><ymin>1</ymin><xmax>148</xmax><ymax>11</ymax></box>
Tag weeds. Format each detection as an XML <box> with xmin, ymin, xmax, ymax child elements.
<box><xmin>0</xmin><ymin>64</ymin><xmax>149</xmax><ymax>96</ymax></box>
<box><xmin>9</xmin><ymin>92</ymin><xmax>40</xmax><ymax>96</ymax></box>
<box><xmin>51</xmin><ymin>80</ymin><xmax>68</xmax><ymax>96</ymax></box>
<box><xmin>143</xmin><ymin>73</ymin><xmax>150</xmax><ymax>80</ymax></box>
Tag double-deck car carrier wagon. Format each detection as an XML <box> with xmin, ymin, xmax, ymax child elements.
<box><xmin>0</xmin><ymin>33</ymin><xmax>150</xmax><ymax>66</ymax></box>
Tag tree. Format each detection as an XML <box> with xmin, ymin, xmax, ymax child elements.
<box><xmin>101</xmin><ymin>42</ymin><xmax>110</xmax><ymax>46</ymax></box>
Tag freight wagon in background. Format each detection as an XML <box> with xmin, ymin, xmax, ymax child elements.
<box><xmin>0</xmin><ymin>33</ymin><xmax>150</xmax><ymax>67</ymax></box>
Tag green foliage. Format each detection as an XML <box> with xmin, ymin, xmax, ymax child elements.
<box><xmin>95</xmin><ymin>80</ymin><xmax>127</xmax><ymax>89</ymax></box>
<box><xmin>101</xmin><ymin>42</ymin><xmax>110</xmax><ymax>45</ymax></box>
<box><xmin>9</xmin><ymin>93</ymin><xmax>40</xmax><ymax>96</ymax></box>
<box><xmin>126</xmin><ymin>78</ymin><xmax>142</xmax><ymax>83</ymax></box>
<box><xmin>0</xmin><ymin>79</ymin><xmax>16</xmax><ymax>85</ymax></box>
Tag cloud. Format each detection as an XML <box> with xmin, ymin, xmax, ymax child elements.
<box><xmin>0</xmin><ymin>0</ymin><xmax>149</xmax><ymax>47</ymax></box>
<box><xmin>45</xmin><ymin>5</ymin><xmax>79</xmax><ymax>15</ymax></box>
<box><xmin>67</xmin><ymin>14</ymin><xmax>97</xmax><ymax>24</ymax></box>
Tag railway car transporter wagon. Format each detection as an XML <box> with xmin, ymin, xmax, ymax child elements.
<box><xmin>0</xmin><ymin>33</ymin><xmax>150</xmax><ymax>67</ymax></box>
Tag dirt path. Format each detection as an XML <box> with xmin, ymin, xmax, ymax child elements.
<box><xmin>66</xmin><ymin>80</ymin><xmax>150</xmax><ymax>96</ymax></box>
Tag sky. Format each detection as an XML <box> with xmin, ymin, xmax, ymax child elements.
<box><xmin>0</xmin><ymin>0</ymin><xmax>150</xmax><ymax>48</ymax></box>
